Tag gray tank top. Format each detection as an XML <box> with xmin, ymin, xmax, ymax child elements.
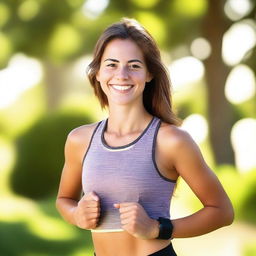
<box><xmin>82</xmin><ymin>116</ymin><xmax>176</xmax><ymax>232</ymax></box>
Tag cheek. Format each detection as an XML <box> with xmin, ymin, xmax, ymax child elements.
<box><xmin>134</xmin><ymin>73</ymin><xmax>149</xmax><ymax>84</ymax></box>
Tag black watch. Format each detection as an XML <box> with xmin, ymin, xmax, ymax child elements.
<box><xmin>156</xmin><ymin>217</ymin><xmax>173</xmax><ymax>240</ymax></box>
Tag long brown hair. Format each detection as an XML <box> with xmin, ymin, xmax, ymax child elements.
<box><xmin>87</xmin><ymin>18</ymin><xmax>180</xmax><ymax>125</ymax></box>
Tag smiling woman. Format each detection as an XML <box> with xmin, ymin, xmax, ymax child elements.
<box><xmin>56</xmin><ymin>18</ymin><xmax>234</xmax><ymax>256</ymax></box>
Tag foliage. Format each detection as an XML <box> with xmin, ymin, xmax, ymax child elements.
<box><xmin>216</xmin><ymin>166</ymin><xmax>256</xmax><ymax>224</ymax></box>
<box><xmin>0</xmin><ymin>0</ymin><xmax>208</xmax><ymax>66</ymax></box>
<box><xmin>10</xmin><ymin>111</ymin><xmax>93</xmax><ymax>199</ymax></box>
<box><xmin>0</xmin><ymin>197</ymin><xmax>94</xmax><ymax>256</ymax></box>
<box><xmin>180</xmin><ymin>165</ymin><xmax>256</xmax><ymax>225</ymax></box>
<box><xmin>243</xmin><ymin>241</ymin><xmax>256</xmax><ymax>256</ymax></box>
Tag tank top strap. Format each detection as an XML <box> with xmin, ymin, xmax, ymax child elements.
<box><xmin>137</xmin><ymin>116</ymin><xmax>161</xmax><ymax>147</ymax></box>
<box><xmin>90</xmin><ymin>119</ymin><xmax>106</xmax><ymax>142</ymax></box>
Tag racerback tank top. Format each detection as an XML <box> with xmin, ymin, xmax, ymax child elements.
<box><xmin>82</xmin><ymin>116</ymin><xmax>176</xmax><ymax>232</ymax></box>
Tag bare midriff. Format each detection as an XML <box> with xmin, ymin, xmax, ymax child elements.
<box><xmin>92</xmin><ymin>231</ymin><xmax>170</xmax><ymax>256</ymax></box>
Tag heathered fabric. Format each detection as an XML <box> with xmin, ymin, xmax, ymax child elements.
<box><xmin>82</xmin><ymin>116</ymin><xmax>176</xmax><ymax>232</ymax></box>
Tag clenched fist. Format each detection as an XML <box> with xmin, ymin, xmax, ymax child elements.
<box><xmin>114</xmin><ymin>202</ymin><xmax>159</xmax><ymax>239</ymax></box>
<box><xmin>73</xmin><ymin>191</ymin><xmax>101</xmax><ymax>229</ymax></box>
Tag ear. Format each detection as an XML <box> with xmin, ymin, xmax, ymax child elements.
<box><xmin>146</xmin><ymin>72</ymin><xmax>153</xmax><ymax>83</ymax></box>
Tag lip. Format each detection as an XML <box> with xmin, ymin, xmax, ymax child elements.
<box><xmin>109</xmin><ymin>84</ymin><xmax>134</xmax><ymax>87</ymax></box>
<box><xmin>109</xmin><ymin>84</ymin><xmax>134</xmax><ymax>93</ymax></box>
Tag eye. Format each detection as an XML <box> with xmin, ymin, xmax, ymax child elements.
<box><xmin>106</xmin><ymin>63</ymin><xmax>116</xmax><ymax>68</ymax></box>
<box><xmin>129</xmin><ymin>64</ymin><xmax>141</xmax><ymax>69</ymax></box>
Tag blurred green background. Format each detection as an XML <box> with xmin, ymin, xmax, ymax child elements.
<box><xmin>0</xmin><ymin>0</ymin><xmax>256</xmax><ymax>255</ymax></box>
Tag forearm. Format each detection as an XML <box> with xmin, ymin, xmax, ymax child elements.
<box><xmin>56</xmin><ymin>197</ymin><xmax>78</xmax><ymax>225</ymax></box>
<box><xmin>171</xmin><ymin>206</ymin><xmax>234</xmax><ymax>238</ymax></box>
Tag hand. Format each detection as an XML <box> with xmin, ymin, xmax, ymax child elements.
<box><xmin>114</xmin><ymin>202</ymin><xmax>159</xmax><ymax>239</ymax></box>
<box><xmin>73</xmin><ymin>191</ymin><xmax>100</xmax><ymax>229</ymax></box>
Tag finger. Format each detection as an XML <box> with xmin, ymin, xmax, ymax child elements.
<box><xmin>120</xmin><ymin>216</ymin><xmax>131</xmax><ymax>226</ymax></box>
<box><xmin>86</xmin><ymin>212</ymin><xmax>100</xmax><ymax>220</ymax></box>
<box><xmin>80</xmin><ymin>200</ymin><xmax>100</xmax><ymax>208</ymax></box>
<box><xmin>84</xmin><ymin>207</ymin><xmax>101</xmax><ymax>214</ymax></box>
<box><xmin>117</xmin><ymin>202</ymin><xmax>138</xmax><ymax>208</ymax></box>
<box><xmin>118</xmin><ymin>204</ymin><xmax>139</xmax><ymax>214</ymax></box>
<box><xmin>119</xmin><ymin>210</ymin><xmax>134</xmax><ymax>220</ymax></box>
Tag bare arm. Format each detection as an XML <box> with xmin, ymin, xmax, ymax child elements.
<box><xmin>160</xmin><ymin>126</ymin><xmax>234</xmax><ymax>238</ymax></box>
<box><xmin>56</xmin><ymin>124</ymin><xmax>100</xmax><ymax>229</ymax></box>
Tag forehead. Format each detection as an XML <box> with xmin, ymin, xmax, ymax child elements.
<box><xmin>102</xmin><ymin>38</ymin><xmax>145</xmax><ymax>61</ymax></box>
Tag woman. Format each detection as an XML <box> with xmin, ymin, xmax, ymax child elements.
<box><xmin>56</xmin><ymin>18</ymin><xmax>234</xmax><ymax>256</ymax></box>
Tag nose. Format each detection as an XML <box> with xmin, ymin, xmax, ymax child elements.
<box><xmin>115</xmin><ymin>66</ymin><xmax>129</xmax><ymax>80</ymax></box>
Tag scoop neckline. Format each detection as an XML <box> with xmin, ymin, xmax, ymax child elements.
<box><xmin>101</xmin><ymin>117</ymin><xmax>155</xmax><ymax>150</ymax></box>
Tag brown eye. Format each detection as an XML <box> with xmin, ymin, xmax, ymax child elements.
<box><xmin>129</xmin><ymin>64</ymin><xmax>141</xmax><ymax>69</ymax></box>
<box><xmin>107</xmin><ymin>63</ymin><xmax>116</xmax><ymax>67</ymax></box>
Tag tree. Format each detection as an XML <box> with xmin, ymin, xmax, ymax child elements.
<box><xmin>201</xmin><ymin>0</ymin><xmax>235</xmax><ymax>164</ymax></box>
<box><xmin>1</xmin><ymin>0</ymin><xmax>256</xmax><ymax>165</ymax></box>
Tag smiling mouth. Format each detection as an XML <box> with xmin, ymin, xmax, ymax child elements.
<box><xmin>110</xmin><ymin>85</ymin><xmax>134</xmax><ymax>92</ymax></box>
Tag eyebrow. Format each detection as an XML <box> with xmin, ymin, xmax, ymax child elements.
<box><xmin>104</xmin><ymin>58</ymin><xmax>143</xmax><ymax>64</ymax></box>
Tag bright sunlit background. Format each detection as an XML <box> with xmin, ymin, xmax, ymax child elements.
<box><xmin>0</xmin><ymin>0</ymin><xmax>256</xmax><ymax>255</ymax></box>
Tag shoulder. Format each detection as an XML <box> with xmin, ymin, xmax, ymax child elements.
<box><xmin>157</xmin><ymin>121</ymin><xmax>195</xmax><ymax>150</ymax></box>
<box><xmin>157</xmin><ymin>121</ymin><xmax>206</xmax><ymax>171</ymax></box>
<box><xmin>64</xmin><ymin>121</ymin><xmax>102</xmax><ymax>161</ymax></box>
<box><xmin>67</xmin><ymin>121</ymin><xmax>101</xmax><ymax>146</ymax></box>
<box><xmin>157</xmin><ymin>121</ymin><xmax>203</xmax><ymax>163</ymax></box>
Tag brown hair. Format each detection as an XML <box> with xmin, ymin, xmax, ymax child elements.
<box><xmin>87</xmin><ymin>18</ymin><xmax>180</xmax><ymax>125</ymax></box>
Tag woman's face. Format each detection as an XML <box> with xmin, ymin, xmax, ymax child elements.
<box><xmin>96</xmin><ymin>38</ymin><xmax>152</xmax><ymax>107</ymax></box>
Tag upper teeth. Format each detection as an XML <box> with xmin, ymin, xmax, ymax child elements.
<box><xmin>112</xmin><ymin>85</ymin><xmax>132</xmax><ymax>91</ymax></box>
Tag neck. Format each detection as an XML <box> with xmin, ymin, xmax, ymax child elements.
<box><xmin>106</xmin><ymin>104</ymin><xmax>152</xmax><ymax>135</ymax></box>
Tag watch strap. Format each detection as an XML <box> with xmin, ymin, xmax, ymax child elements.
<box><xmin>156</xmin><ymin>217</ymin><xmax>173</xmax><ymax>240</ymax></box>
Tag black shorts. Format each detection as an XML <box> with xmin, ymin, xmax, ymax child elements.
<box><xmin>94</xmin><ymin>243</ymin><xmax>177</xmax><ymax>256</ymax></box>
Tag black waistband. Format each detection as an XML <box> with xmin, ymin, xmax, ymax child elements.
<box><xmin>148</xmin><ymin>243</ymin><xmax>177</xmax><ymax>256</ymax></box>
<box><xmin>93</xmin><ymin>242</ymin><xmax>177</xmax><ymax>256</ymax></box>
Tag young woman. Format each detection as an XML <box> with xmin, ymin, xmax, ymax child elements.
<box><xmin>56</xmin><ymin>18</ymin><xmax>234</xmax><ymax>256</ymax></box>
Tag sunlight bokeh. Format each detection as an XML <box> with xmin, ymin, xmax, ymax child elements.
<box><xmin>190</xmin><ymin>37</ymin><xmax>211</xmax><ymax>60</ymax></box>
<box><xmin>0</xmin><ymin>31</ymin><xmax>12</xmax><ymax>64</ymax></box>
<box><xmin>130</xmin><ymin>0</ymin><xmax>160</xmax><ymax>8</ymax></box>
<box><xmin>172</xmin><ymin>0</ymin><xmax>207</xmax><ymax>17</ymax></box>
<box><xmin>169</xmin><ymin>56</ymin><xmax>205</xmax><ymax>90</ymax></box>
<box><xmin>0</xmin><ymin>54</ymin><xmax>43</xmax><ymax>109</ymax></box>
<box><xmin>231</xmin><ymin>118</ymin><xmax>256</xmax><ymax>172</ymax></box>
<box><xmin>135</xmin><ymin>12</ymin><xmax>166</xmax><ymax>45</ymax></box>
<box><xmin>18</xmin><ymin>0</ymin><xmax>40</xmax><ymax>21</ymax></box>
<box><xmin>82</xmin><ymin>0</ymin><xmax>109</xmax><ymax>19</ymax></box>
<box><xmin>47</xmin><ymin>24</ymin><xmax>82</xmax><ymax>61</ymax></box>
<box><xmin>181</xmin><ymin>114</ymin><xmax>208</xmax><ymax>144</ymax></box>
<box><xmin>222</xmin><ymin>20</ymin><xmax>256</xmax><ymax>66</ymax></box>
<box><xmin>0</xmin><ymin>3</ymin><xmax>10</xmax><ymax>27</ymax></box>
<box><xmin>225</xmin><ymin>64</ymin><xmax>256</xmax><ymax>104</ymax></box>
<box><xmin>224</xmin><ymin>0</ymin><xmax>253</xmax><ymax>21</ymax></box>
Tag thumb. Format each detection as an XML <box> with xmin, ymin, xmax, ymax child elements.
<box><xmin>83</xmin><ymin>191</ymin><xmax>99</xmax><ymax>201</ymax></box>
<box><xmin>113</xmin><ymin>203</ymin><xmax>120</xmax><ymax>209</ymax></box>
<box><xmin>90</xmin><ymin>191</ymin><xmax>99</xmax><ymax>201</ymax></box>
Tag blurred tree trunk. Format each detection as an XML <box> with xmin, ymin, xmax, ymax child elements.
<box><xmin>43</xmin><ymin>61</ymin><xmax>71</xmax><ymax>111</ymax></box>
<box><xmin>202</xmin><ymin>0</ymin><xmax>235</xmax><ymax>165</ymax></box>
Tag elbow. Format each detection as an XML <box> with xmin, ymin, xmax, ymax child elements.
<box><xmin>222</xmin><ymin>204</ymin><xmax>235</xmax><ymax>226</ymax></box>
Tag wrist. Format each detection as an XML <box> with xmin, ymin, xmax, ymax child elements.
<box><xmin>150</xmin><ymin>219</ymin><xmax>160</xmax><ymax>239</ymax></box>
<box><xmin>156</xmin><ymin>217</ymin><xmax>173</xmax><ymax>240</ymax></box>
<box><xmin>70</xmin><ymin>206</ymin><xmax>78</xmax><ymax>225</ymax></box>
